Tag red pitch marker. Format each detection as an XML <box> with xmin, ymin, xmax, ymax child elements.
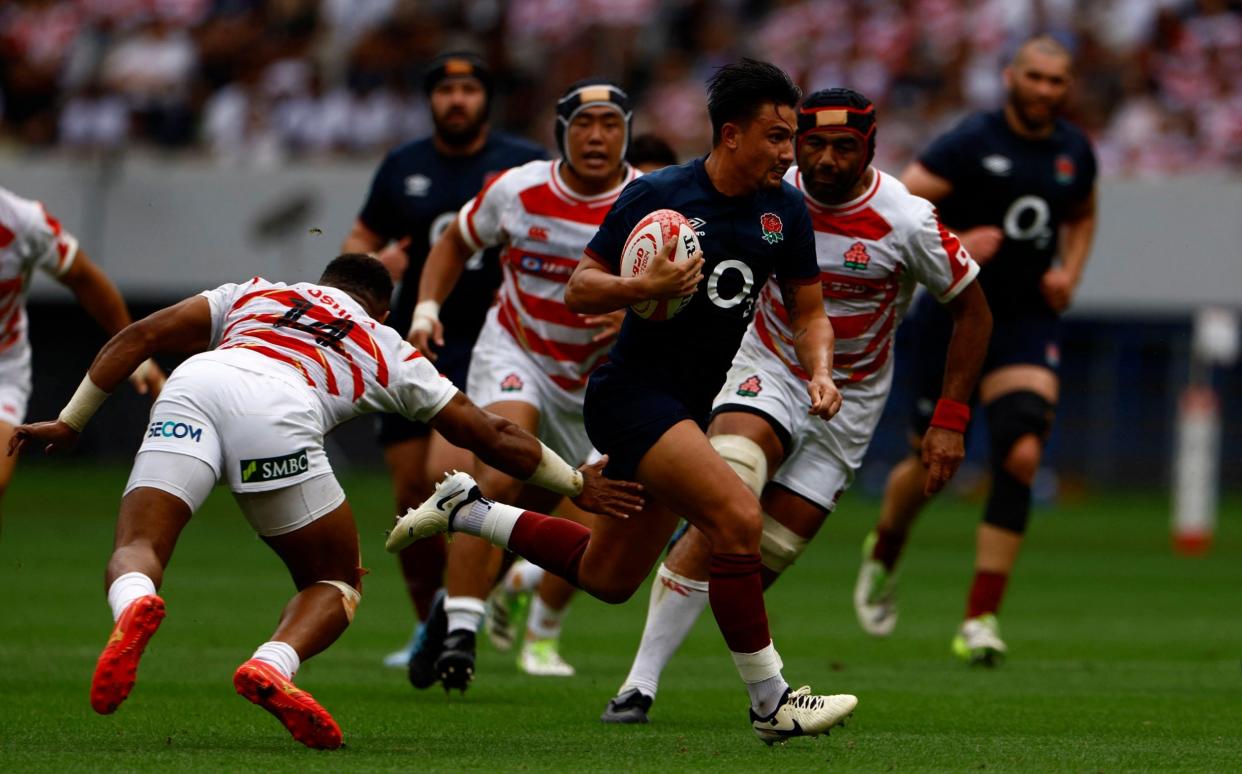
<box><xmin>90</xmin><ymin>594</ymin><xmax>166</xmax><ymax>714</ymax></box>
<box><xmin>233</xmin><ymin>659</ymin><xmax>343</xmax><ymax>750</ymax></box>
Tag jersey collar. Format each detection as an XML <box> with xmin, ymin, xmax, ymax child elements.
<box><xmin>796</xmin><ymin>166</ymin><xmax>880</xmax><ymax>214</ymax></box>
<box><xmin>550</xmin><ymin>160</ymin><xmax>636</xmax><ymax>206</ymax></box>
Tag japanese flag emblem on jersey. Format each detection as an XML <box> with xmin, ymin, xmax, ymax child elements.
<box><xmin>760</xmin><ymin>213</ymin><xmax>784</xmax><ymax>244</ymax></box>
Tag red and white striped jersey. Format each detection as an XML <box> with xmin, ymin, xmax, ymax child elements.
<box><xmin>0</xmin><ymin>186</ymin><xmax>79</xmax><ymax>360</ymax></box>
<box><xmin>199</xmin><ymin>278</ymin><xmax>456</xmax><ymax>429</ymax></box>
<box><xmin>458</xmin><ymin>159</ymin><xmax>640</xmax><ymax>392</ymax></box>
<box><xmin>753</xmin><ymin>167</ymin><xmax>979</xmax><ymax>394</ymax></box>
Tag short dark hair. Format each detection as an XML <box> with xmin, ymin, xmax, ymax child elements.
<box><xmin>319</xmin><ymin>254</ymin><xmax>393</xmax><ymax>317</ymax></box>
<box><xmin>706</xmin><ymin>58</ymin><xmax>802</xmax><ymax>145</ymax></box>
<box><xmin>627</xmin><ymin>133</ymin><xmax>678</xmax><ymax>169</ymax></box>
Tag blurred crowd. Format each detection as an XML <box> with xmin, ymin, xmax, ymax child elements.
<box><xmin>1</xmin><ymin>0</ymin><xmax>1239</xmax><ymax>177</ymax></box>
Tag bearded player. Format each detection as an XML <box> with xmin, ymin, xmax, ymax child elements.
<box><xmin>341</xmin><ymin>52</ymin><xmax>546</xmax><ymax>666</ymax></box>
<box><xmin>390</xmin><ymin>59</ymin><xmax>857</xmax><ymax>744</ymax></box>
<box><xmin>9</xmin><ymin>254</ymin><xmax>640</xmax><ymax>749</ymax></box>
<box><xmin>407</xmin><ymin>79</ymin><xmax>638</xmax><ymax>688</ymax></box>
<box><xmin>855</xmin><ymin>35</ymin><xmax>1098</xmax><ymax>664</ymax></box>
<box><xmin>599</xmin><ymin>88</ymin><xmax>992</xmax><ymax>723</ymax></box>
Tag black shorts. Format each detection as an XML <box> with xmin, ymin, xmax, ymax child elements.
<box><xmin>376</xmin><ymin>337</ymin><xmax>475</xmax><ymax>446</ymax></box>
<box><xmin>583</xmin><ymin>361</ymin><xmax>713</xmax><ymax>481</ymax></box>
<box><xmin>907</xmin><ymin>292</ymin><xmax>1061</xmax><ymax>436</ymax></box>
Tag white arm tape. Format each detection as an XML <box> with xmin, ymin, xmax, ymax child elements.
<box><xmin>131</xmin><ymin>358</ymin><xmax>157</xmax><ymax>382</ymax></box>
<box><xmin>408</xmin><ymin>299</ymin><xmax>441</xmax><ymax>337</ymax></box>
<box><xmin>527</xmin><ymin>442</ymin><xmax>584</xmax><ymax>498</ymax></box>
<box><xmin>58</xmin><ymin>375</ymin><xmax>110</xmax><ymax>432</ymax></box>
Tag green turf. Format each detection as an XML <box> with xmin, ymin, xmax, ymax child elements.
<box><xmin>1</xmin><ymin>463</ymin><xmax>1239</xmax><ymax>771</ymax></box>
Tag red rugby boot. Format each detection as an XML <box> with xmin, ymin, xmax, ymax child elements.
<box><xmin>233</xmin><ymin>659</ymin><xmax>343</xmax><ymax>750</ymax></box>
<box><xmin>90</xmin><ymin>594</ymin><xmax>166</xmax><ymax>715</ymax></box>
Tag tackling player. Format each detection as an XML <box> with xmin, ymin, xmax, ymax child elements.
<box><xmin>408</xmin><ymin>79</ymin><xmax>639</xmax><ymax>688</ymax></box>
<box><xmin>340</xmin><ymin>52</ymin><xmax>546</xmax><ymax>666</ymax></box>
<box><xmin>600</xmin><ymin>88</ymin><xmax>991</xmax><ymax>723</ymax></box>
<box><xmin>0</xmin><ymin>185</ymin><xmax>164</xmax><ymax>527</ymax></box>
<box><xmin>854</xmin><ymin>35</ymin><xmax>1098</xmax><ymax>664</ymax></box>
<box><xmin>390</xmin><ymin>60</ymin><xmax>857</xmax><ymax>744</ymax></box>
<box><xmin>9</xmin><ymin>254</ymin><xmax>640</xmax><ymax>750</ymax></box>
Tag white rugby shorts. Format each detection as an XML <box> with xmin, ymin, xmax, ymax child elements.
<box><xmin>712</xmin><ymin>331</ymin><xmax>889</xmax><ymax>512</ymax></box>
<box><xmin>0</xmin><ymin>348</ymin><xmax>32</xmax><ymax>426</ymax></box>
<box><xmin>466</xmin><ymin>314</ymin><xmax>595</xmax><ymax>467</ymax></box>
<box><xmin>134</xmin><ymin>355</ymin><xmax>333</xmax><ymax>494</ymax></box>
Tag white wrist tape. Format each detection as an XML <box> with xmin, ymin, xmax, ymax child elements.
<box><xmin>408</xmin><ymin>299</ymin><xmax>441</xmax><ymax>337</ymax></box>
<box><xmin>527</xmin><ymin>442</ymin><xmax>584</xmax><ymax>497</ymax></box>
<box><xmin>58</xmin><ymin>375</ymin><xmax>110</xmax><ymax>432</ymax></box>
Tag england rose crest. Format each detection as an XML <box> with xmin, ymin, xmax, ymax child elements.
<box><xmin>760</xmin><ymin>213</ymin><xmax>784</xmax><ymax>244</ymax></box>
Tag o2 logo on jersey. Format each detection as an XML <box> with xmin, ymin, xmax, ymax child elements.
<box><xmin>430</xmin><ymin>212</ymin><xmax>484</xmax><ymax>271</ymax></box>
<box><xmin>707</xmin><ymin>259</ymin><xmax>757</xmax><ymax>317</ymax></box>
<box><xmin>1002</xmin><ymin>195</ymin><xmax>1052</xmax><ymax>250</ymax></box>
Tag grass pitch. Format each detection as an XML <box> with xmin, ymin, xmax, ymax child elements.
<box><xmin>1</xmin><ymin>463</ymin><xmax>1239</xmax><ymax>771</ymax></box>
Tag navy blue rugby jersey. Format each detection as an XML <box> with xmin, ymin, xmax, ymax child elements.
<box><xmin>918</xmin><ymin>110</ymin><xmax>1096</xmax><ymax>317</ymax></box>
<box><xmin>585</xmin><ymin>157</ymin><xmax>820</xmax><ymax>400</ymax></box>
<box><xmin>357</xmin><ymin>132</ymin><xmax>547</xmax><ymax>341</ymax></box>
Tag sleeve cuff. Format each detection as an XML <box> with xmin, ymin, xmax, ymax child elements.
<box><xmin>936</xmin><ymin>259</ymin><xmax>980</xmax><ymax>304</ymax></box>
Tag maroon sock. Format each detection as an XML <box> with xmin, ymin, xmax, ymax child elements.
<box><xmin>506</xmin><ymin>511</ymin><xmax>590</xmax><ymax>587</ymax></box>
<box><xmin>708</xmin><ymin>552</ymin><xmax>771</xmax><ymax>653</ymax></box>
<box><xmin>398</xmin><ymin>535</ymin><xmax>446</xmax><ymax>621</ymax></box>
<box><xmin>966</xmin><ymin>570</ymin><xmax>1008</xmax><ymax>618</ymax></box>
<box><xmin>871</xmin><ymin>526</ymin><xmax>907</xmax><ymax>571</ymax></box>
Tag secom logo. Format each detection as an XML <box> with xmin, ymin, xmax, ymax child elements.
<box><xmin>148</xmin><ymin>420</ymin><xmax>203</xmax><ymax>443</ymax></box>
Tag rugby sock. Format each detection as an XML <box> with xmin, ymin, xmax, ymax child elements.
<box><xmin>452</xmin><ymin>498</ymin><xmax>525</xmax><ymax>546</ymax></box>
<box><xmin>252</xmin><ymin>641</ymin><xmax>300</xmax><ymax>678</ymax></box>
<box><xmin>107</xmin><ymin>572</ymin><xmax>157</xmax><ymax>622</ymax></box>
<box><xmin>619</xmin><ymin>564</ymin><xmax>709</xmax><ymax>700</ymax></box>
<box><xmin>526</xmin><ymin>595</ymin><xmax>568</xmax><ymax>641</ymax></box>
<box><xmin>872</xmin><ymin>526</ymin><xmax>907</xmax><ymax>571</ymax></box>
<box><xmin>504</xmin><ymin>512</ymin><xmax>592</xmax><ymax>587</ymax></box>
<box><xmin>707</xmin><ymin>553</ymin><xmax>771</xmax><ymax>653</ymax></box>
<box><xmin>506</xmin><ymin>559</ymin><xmax>544</xmax><ymax>593</ymax></box>
<box><xmin>731</xmin><ymin>642</ymin><xmax>789</xmax><ymax>717</ymax></box>
<box><xmin>445</xmin><ymin>596</ymin><xmax>486</xmax><ymax>634</ymax></box>
<box><xmin>966</xmin><ymin>570</ymin><xmax>1008</xmax><ymax>618</ymax></box>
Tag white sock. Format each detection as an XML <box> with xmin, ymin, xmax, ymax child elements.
<box><xmin>452</xmin><ymin>498</ymin><xmax>524</xmax><ymax>547</ymax></box>
<box><xmin>731</xmin><ymin>641</ymin><xmax>789</xmax><ymax>717</ymax></box>
<box><xmin>107</xmin><ymin>571</ymin><xmax>157</xmax><ymax>622</ymax></box>
<box><xmin>252</xmin><ymin>641</ymin><xmax>301</xmax><ymax>678</ymax></box>
<box><xmin>506</xmin><ymin>559</ymin><xmax>544</xmax><ymax>593</ymax></box>
<box><xmin>526</xmin><ymin>594</ymin><xmax>569</xmax><ymax>641</ymax></box>
<box><xmin>618</xmin><ymin>564</ymin><xmax>709</xmax><ymax>700</ymax></box>
<box><xmin>444</xmin><ymin>595</ymin><xmax>486</xmax><ymax>634</ymax></box>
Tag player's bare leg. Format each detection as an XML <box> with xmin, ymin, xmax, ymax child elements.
<box><xmin>93</xmin><ymin>486</ymin><xmax>193</xmax><ymax>715</ymax></box>
<box><xmin>234</xmin><ymin>499</ymin><xmax>361</xmax><ymax>750</ymax></box>
<box><xmin>383</xmin><ymin>435</ymin><xmax>443</xmax><ymax>667</ymax></box>
<box><xmin>954</xmin><ymin>365</ymin><xmax>1057</xmax><ymax>664</ymax></box>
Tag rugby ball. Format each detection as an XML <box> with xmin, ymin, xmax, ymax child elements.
<box><xmin>619</xmin><ymin>209</ymin><xmax>700</xmax><ymax>320</ymax></box>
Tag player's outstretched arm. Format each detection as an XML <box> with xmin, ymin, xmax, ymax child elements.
<box><xmin>57</xmin><ymin>249</ymin><xmax>166</xmax><ymax>396</ymax></box>
<box><xmin>782</xmin><ymin>279</ymin><xmax>842</xmax><ymax>420</ymax></box>
<box><xmin>408</xmin><ymin>219</ymin><xmax>476</xmax><ymax>358</ymax></box>
<box><xmin>429</xmin><ymin>392</ymin><xmax>643</xmax><ymax>519</ymax></box>
<box><xmin>564</xmin><ymin>243</ymin><xmax>703</xmax><ymax>314</ymax></box>
<box><xmin>921</xmin><ymin>281</ymin><xmax>992</xmax><ymax>495</ymax></box>
<box><xmin>8</xmin><ymin>296</ymin><xmax>213</xmax><ymax>457</ymax></box>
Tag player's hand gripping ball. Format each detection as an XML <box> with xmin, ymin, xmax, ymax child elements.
<box><xmin>620</xmin><ymin>209</ymin><xmax>702</xmax><ymax>320</ymax></box>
